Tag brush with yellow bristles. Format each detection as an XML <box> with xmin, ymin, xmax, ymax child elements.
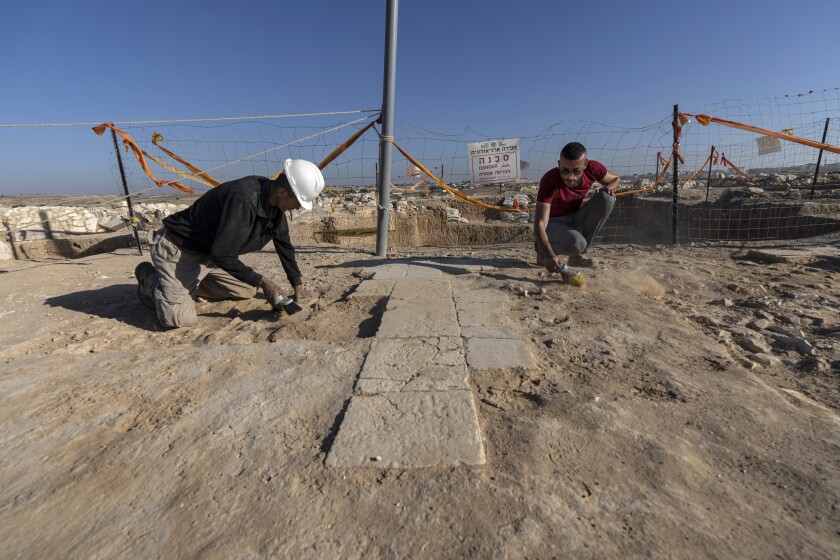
<box><xmin>557</xmin><ymin>263</ymin><xmax>586</xmax><ymax>287</ymax></box>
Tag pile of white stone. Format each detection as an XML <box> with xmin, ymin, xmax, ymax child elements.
<box><xmin>757</xmin><ymin>172</ymin><xmax>840</xmax><ymax>186</ymax></box>
<box><xmin>499</xmin><ymin>193</ymin><xmax>532</xmax><ymax>223</ymax></box>
<box><xmin>446</xmin><ymin>207</ymin><xmax>468</xmax><ymax>224</ymax></box>
<box><xmin>316</xmin><ymin>192</ymin><xmax>378</xmax><ymax>210</ymax></box>
<box><xmin>0</xmin><ymin>201</ymin><xmax>187</xmax><ymax>243</ymax></box>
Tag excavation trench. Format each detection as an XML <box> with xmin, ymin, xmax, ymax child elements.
<box><xmin>4</xmin><ymin>197</ymin><xmax>840</xmax><ymax>259</ymax></box>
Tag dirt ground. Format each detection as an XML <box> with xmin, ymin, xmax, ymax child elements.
<box><xmin>1</xmin><ymin>230</ymin><xmax>839</xmax><ymax>558</ymax></box>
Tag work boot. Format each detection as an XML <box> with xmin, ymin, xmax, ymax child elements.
<box><xmin>135</xmin><ymin>262</ymin><xmax>157</xmax><ymax>309</ymax></box>
<box><xmin>568</xmin><ymin>254</ymin><xmax>599</xmax><ymax>268</ymax></box>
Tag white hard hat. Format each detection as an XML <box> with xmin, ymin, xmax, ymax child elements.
<box><xmin>284</xmin><ymin>158</ymin><xmax>324</xmax><ymax>211</ymax></box>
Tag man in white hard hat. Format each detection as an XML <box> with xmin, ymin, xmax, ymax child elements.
<box><xmin>134</xmin><ymin>158</ymin><xmax>325</xmax><ymax>328</ymax></box>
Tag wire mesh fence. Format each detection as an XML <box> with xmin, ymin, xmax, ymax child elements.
<box><xmin>3</xmin><ymin>89</ymin><xmax>840</xmax><ymax>248</ymax></box>
<box><xmin>107</xmin><ymin>111</ymin><xmax>382</xmax><ymax>196</ymax></box>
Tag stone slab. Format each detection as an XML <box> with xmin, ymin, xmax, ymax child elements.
<box><xmin>743</xmin><ymin>247</ymin><xmax>840</xmax><ymax>265</ymax></box>
<box><xmin>460</xmin><ymin>325</ymin><xmax>520</xmax><ymax>339</ymax></box>
<box><xmin>390</xmin><ymin>277</ymin><xmax>452</xmax><ymax>301</ymax></box>
<box><xmin>356</xmin><ymin>337</ymin><xmax>467</xmax><ymax>394</ymax></box>
<box><xmin>404</xmin><ymin>265</ymin><xmax>444</xmax><ymax>278</ymax></box>
<box><xmin>362</xmin><ymin>263</ymin><xmax>408</xmax><ymax>279</ymax></box>
<box><xmin>457</xmin><ymin>308</ymin><xmax>508</xmax><ymax>327</ymax></box>
<box><xmin>348</xmin><ymin>279</ymin><xmax>395</xmax><ymax>299</ymax></box>
<box><xmin>745</xmin><ymin>249</ymin><xmax>818</xmax><ymax>265</ymax></box>
<box><xmin>377</xmin><ymin>299</ymin><xmax>460</xmax><ymax>338</ymax></box>
<box><xmin>465</xmin><ymin>337</ymin><xmax>536</xmax><ymax>370</ymax></box>
<box><xmin>355</xmin><ymin>378</ymin><xmax>407</xmax><ymax>393</ymax></box>
<box><xmin>360</xmin><ymin>337</ymin><xmax>463</xmax><ymax>379</ymax></box>
<box><xmin>325</xmin><ymin>390</ymin><xmax>486</xmax><ymax>467</ymax></box>
<box><xmin>373</xmin><ymin>267</ymin><xmax>408</xmax><ymax>279</ymax></box>
<box><xmin>412</xmin><ymin>259</ymin><xmax>483</xmax><ymax>274</ymax></box>
<box><xmin>453</xmin><ymin>288</ymin><xmax>509</xmax><ymax>304</ymax></box>
<box><xmin>356</xmin><ymin>367</ymin><xmax>468</xmax><ymax>393</ymax></box>
<box><xmin>0</xmin><ymin>241</ymin><xmax>12</xmax><ymax>260</ymax></box>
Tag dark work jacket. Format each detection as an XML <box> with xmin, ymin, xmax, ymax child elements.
<box><xmin>162</xmin><ymin>176</ymin><xmax>301</xmax><ymax>287</ymax></box>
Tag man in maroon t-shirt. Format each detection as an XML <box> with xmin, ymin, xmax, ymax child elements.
<box><xmin>534</xmin><ymin>142</ymin><xmax>621</xmax><ymax>272</ymax></box>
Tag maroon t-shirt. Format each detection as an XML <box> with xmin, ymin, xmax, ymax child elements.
<box><xmin>537</xmin><ymin>160</ymin><xmax>608</xmax><ymax>217</ymax></box>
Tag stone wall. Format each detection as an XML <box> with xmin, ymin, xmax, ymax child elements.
<box><xmin>0</xmin><ymin>202</ymin><xmax>188</xmax><ymax>242</ymax></box>
<box><xmin>0</xmin><ymin>202</ymin><xmax>188</xmax><ymax>260</ymax></box>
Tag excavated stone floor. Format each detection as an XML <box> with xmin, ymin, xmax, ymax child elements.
<box><xmin>327</xmin><ymin>260</ymin><xmax>536</xmax><ymax>468</ymax></box>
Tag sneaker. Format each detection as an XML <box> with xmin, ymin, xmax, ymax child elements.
<box><xmin>568</xmin><ymin>254</ymin><xmax>599</xmax><ymax>268</ymax></box>
<box><xmin>135</xmin><ymin>262</ymin><xmax>156</xmax><ymax>309</ymax></box>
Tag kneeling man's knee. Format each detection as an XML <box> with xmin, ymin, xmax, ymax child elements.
<box><xmin>156</xmin><ymin>299</ymin><xmax>198</xmax><ymax>329</ymax></box>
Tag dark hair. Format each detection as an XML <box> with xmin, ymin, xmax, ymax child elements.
<box><xmin>560</xmin><ymin>142</ymin><xmax>587</xmax><ymax>161</ymax></box>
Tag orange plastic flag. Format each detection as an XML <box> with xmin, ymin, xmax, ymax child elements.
<box><xmin>93</xmin><ymin>123</ymin><xmax>194</xmax><ymax>194</ymax></box>
<box><xmin>684</xmin><ymin>114</ymin><xmax>840</xmax><ymax>155</ymax></box>
<box><xmin>152</xmin><ymin>133</ymin><xmax>220</xmax><ymax>187</ymax></box>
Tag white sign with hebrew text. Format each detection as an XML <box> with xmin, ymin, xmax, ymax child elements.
<box><xmin>468</xmin><ymin>139</ymin><xmax>520</xmax><ymax>184</ymax></box>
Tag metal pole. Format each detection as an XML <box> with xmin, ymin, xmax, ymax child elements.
<box><xmin>656</xmin><ymin>154</ymin><xmax>660</xmax><ymax>181</ymax></box>
<box><xmin>111</xmin><ymin>128</ymin><xmax>143</xmax><ymax>256</ymax></box>
<box><xmin>672</xmin><ymin>104</ymin><xmax>679</xmax><ymax>245</ymax></box>
<box><xmin>376</xmin><ymin>0</ymin><xmax>399</xmax><ymax>257</ymax></box>
<box><xmin>705</xmin><ymin>145</ymin><xmax>715</xmax><ymax>202</ymax></box>
<box><xmin>809</xmin><ymin>118</ymin><xmax>830</xmax><ymax>199</ymax></box>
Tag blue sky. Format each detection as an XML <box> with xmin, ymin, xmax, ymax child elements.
<box><xmin>1</xmin><ymin>0</ymin><xmax>838</xmax><ymax>194</ymax></box>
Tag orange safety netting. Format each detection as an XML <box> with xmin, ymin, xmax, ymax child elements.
<box><xmin>392</xmin><ymin>140</ymin><xmax>527</xmax><ymax>212</ymax></box>
<box><xmin>681</xmin><ymin>112</ymin><xmax>840</xmax><ymax>155</ymax></box>
<box><xmin>678</xmin><ymin>147</ymin><xmax>718</xmax><ymax>186</ymax></box>
<box><xmin>720</xmin><ymin>153</ymin><xmax>750</xmax><ymax>179</ymax></box>
<box><xmin>394</xmin><ymin>139</ymin><xmax>676</xmax><ymax>210</ymax></box>
<box><xmin>610</xmin><ymin>151</ymin><xmax>674</xmax><ymax>197</ymax></box>
<box><xmin>92</xmin><ymin>123</ymin><xmax>195</xmax><ymax>194</ymax></box>
<box><xmin>98</xmin><ymin>114</ymin><xmax>690</xmax><ymax>210</ymax></box>
<box><xmin>97</xmin><ymin>116</ymin><xmax>380</xmax><ymax>195</ymax></box>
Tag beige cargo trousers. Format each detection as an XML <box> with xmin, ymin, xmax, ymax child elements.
<box><xmin>144</xmin><ymin>228</ymin><xmax>257</xmax><ymax>328</ymax></box>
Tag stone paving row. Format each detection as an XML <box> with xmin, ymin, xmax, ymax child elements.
<box><xmin>452</xmin><ymin>287</ymin><xmax>536</xmax><ymax>372</ymax></box>
<box><xmin>326</xmin><ymin>260</ymin><xmax>536</xmax><ymax>468</ymax></box>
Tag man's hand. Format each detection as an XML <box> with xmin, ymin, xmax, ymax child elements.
<box><xmin>293</xmin><ymin>284</ymin><xmax>306</xmax><ymax>301</ymax></box>
<box><xmin>600</xmin><ymin>180</ymin><xmax>620</xmax><ymax>195</ymax></box>
<box><xmin>599</xmin><ymin>171</ymin><xmax>621</xmax><ymax>195</ymax></box>
<box><xmin>546</xmin><ymin>256</ymin><xmax>563</xmax><ymax>274</ymax></box>
<box><xmin>259</xmin><ymin>276</ymin><xmax>284</xmax><ymax>305</ymax></box>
